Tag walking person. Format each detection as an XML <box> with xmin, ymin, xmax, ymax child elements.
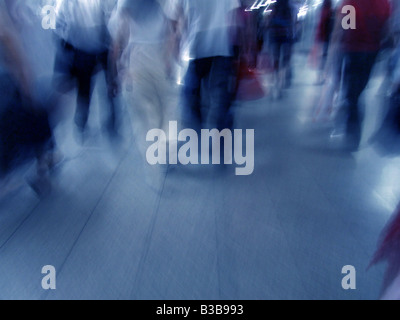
<box><xmin>314</xmin><ymin>0</ymin><xmax>336</xmax><ymax>85</ymax></box>
<box><xmin>111</xmin><ymin>0</ymin><xmax>179</xmax><ymax>157</ymax></box>
<box><xmin>54</xmin><ymin>0</ymin><xmax>119</xmax><ymax>142</ymax></box>
<box><xmin>265</xmin><ymin>0</ymin><xmax>296</xmax><ymax>99</ymax></box>
<box><xmin>0</xmin><ymin>2</ymin><xmax>56</xmax><ymax>196</ymax></box>
<box><xmin>110</xmin><ymin>0</ymin><xmax>180</xmax><ymax>190</ymax></box>
<box><xmin>331</xmin><ymin>0</ymin><xmax>391</xmax><ymax>151</ymax></box>
<box><xmin>178</xmin><ymin>0</ymin><xmax>241</xmax><ymax>131</ymax></box>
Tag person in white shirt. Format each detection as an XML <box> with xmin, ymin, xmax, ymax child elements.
<box><xmin>55</xmin><ymin>0</ymin><xmax>117</xmax><ymax>54</ymax></box>
<box><xmin>54</xmin><ymin>0</ymin><xmax>119</xmax><ymax>140</ymax></box>
<box><xmin>178</xmin><ymin>0</ymin><xmax>241</xmax><ymax>130</ymax></box>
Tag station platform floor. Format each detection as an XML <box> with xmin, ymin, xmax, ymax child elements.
<box><xmin>0</xmin><ymin>52</ymin><xmax>397</xmax><ymax>300</ymax></box>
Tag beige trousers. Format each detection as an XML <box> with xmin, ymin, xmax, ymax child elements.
<box><xmin>122</xmin><ymin>43</ymin><xmax>178</xmax><ymax>158</ymax></box>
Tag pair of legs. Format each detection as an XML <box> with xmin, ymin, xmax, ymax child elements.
<box><xmin>314</xmin><ymin>51</ymin><xmax>344</xmax><ymax>121</ymax></box>
<box><xmin>318</xmin><ymin>41</ymin><xmax>331</xmax><ymax>83</ymax></box>
<box><xmin>335</xmin><ymin>52</ymin><xmax>378</xmax><ymax>149</ymax></box>
<box><xmin>123</xmin><ymin>43</ymin><xmax>176</xmax><ymax>157</ymax></box>
<box><xmin>121</xmin><ymin>43</ymin><xmax>177</xmax><ymax>190</ymax></box>
<box><xmin>182</xmin><ymin>56</ymin><xmax>234</xmax><ymax>131</ymax></box>
<box><xmin>270</xmin><ymin>41</ymin><xmax>293</xmax><ymax>97</ymax></box>
<box><xmin>55</xmin><ymin>42</ymin><xmax>118</xmax><ymax>137</ymax></box>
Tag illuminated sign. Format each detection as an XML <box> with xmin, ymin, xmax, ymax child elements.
<box><xmin>246</xmin><ymin>0</ymin><xmax>277</xmax><ymax>12</ymax></box>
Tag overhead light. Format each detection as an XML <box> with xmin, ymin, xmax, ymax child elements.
<box><xmin>246</xmin><ymin>0</ymin><xmax>277</xmax><ymax>12</ymax></box>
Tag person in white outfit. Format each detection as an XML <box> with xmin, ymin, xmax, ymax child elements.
<box><xmin>110</xmin><ymin>0</ymin><xmax>180</xmax><ymax>190</ymax></box>
<box><xmin>111</xmin><ymin>0</ymin><xmax>179</xmax><ymax>157</ymax></box>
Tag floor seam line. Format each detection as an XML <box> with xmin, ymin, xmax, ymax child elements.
<box><xmin>41</xmin><ymin>145</ymin><xmax>131</xmax><ymax>300</ymax></box>
<box><xmin>0</xmin><ymin>201</ymin><xmax>41</xmax><ymax>252</ymax></box>
<box><xmin>130</xmin><ymin>165</ymin><xmax>169</xmax><ymax>299</ymax></box>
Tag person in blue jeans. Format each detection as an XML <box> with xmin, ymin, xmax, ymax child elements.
<box><xmin>183</xmin><ymin>57</ymin><xmax>235</xmax><ymax>132</ymax></box>
<box><xmin>178</xmin><ymin>0</ymin><xmax>240</xmax><ymax>132</ymax></box>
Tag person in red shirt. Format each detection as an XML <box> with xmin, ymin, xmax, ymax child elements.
<box><xmin>332</xmin><ymin>0</ymin><xmax>392</xmax><ymax>151</ymax></box>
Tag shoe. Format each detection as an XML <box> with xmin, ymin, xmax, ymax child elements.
<box><xmin>330</xmin><ymin>129</ymin><xmax>361</xmax><ymax>153</ymax></box>
<box><xmin>330</xmin><ymin>128</ymin><xmax>346</xmax><ymax>139</ymax></box>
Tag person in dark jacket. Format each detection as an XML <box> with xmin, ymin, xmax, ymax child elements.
<box><xmin>0</xmin><ymin>3</ymin><xmax>55</xmax><ymax>196</ymax></box>
<box><xmin>332</xmin><ymin>0</ymin><xmax>392</xmax><ymax>151</ymax></box>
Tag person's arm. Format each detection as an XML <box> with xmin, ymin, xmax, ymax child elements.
<box><xmin>171</xmin><ymin>0</ymin><xmax>186</xmax><ymax>64</ymax></box>
<box><xmin>316</xmin><ymin>7</ymin><xmax>329</xmax><ymax>43</ymax></box>
<box><xmin>111</xmin><ymin>9</ymin><xmax>130</xmax><ymax>61</ymax></box>
<box><xmin>160</xmin><ymin>0</ymin><xmax>184</xmax><ymax>69</ymax></box>
<box><xmin>379</xmin><ymin>0</ymin><xmax>394</xmax><ymax>52</ymax></box>
<box><xmin>108</xmin><ymin>7</ymin><xmax>132</xmax><ymax>94</ymax></box>
<box><xmin>324</xmin><ymin>3</ymin><xmax>345</xmax><ymax>68</ymax></box>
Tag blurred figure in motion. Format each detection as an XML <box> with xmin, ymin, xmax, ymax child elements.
<box><xmin>314</xmin><ymin>0</ymin><xmax>335</xmax><ymax>85</ymax></box>
<box><xmin>6</xmin><ymin>0</ymin><xmax>58</xmax><ymax>81</ymax></box>
<box><xmin>312</xmin><ymin>0</ymin><xmax>342</xmax><ymax>122</ymax></box>
<box><xmin>111</xmin><ymin>0</ymin><xmax>179</xmax><ymax>157</ymax></box>
<box><xmin>5</xmin><ymin>0</ymin><xmax>64</xmax><ymax>161</ymax></box>
<box><xmin>54</xmin><ymin>0</ymin><xmax>119</xmax><ymax>142</ymax></box>
<box><xmin>331</xmin><ymin>0</ymin><xmax>391</xmax><ymax>151</ymax></box>
<box><xmin>370</xmin><ymin>204</ymin><xmax>400</xmax><ymax>300</ymax></box>
<box><xmin>0</xmin><ymin>2</ymin><xmax>55</xmax><ymax>196</ymax></box>
<box><xmin>264</xmin><ymin>0</ymin><xmax>295</xmax><ymax>99</ymax></box>
<box><xmin>232</xmin><ymin>0</ymin><xmax>265</xmax><ymax>102</ymax></box>
<box><xmin>369</xmin><ymin>0</ymin><xmax>400</xmax><ymax>155</ymax></box>
<box><xmin>233</xmin><ymin>0</ymin><xmax>259</xmax><ymax>70</ymax></box>
<box><xmin>178</xmin><ymin>0</ymin><xmax>240</xmax><ymax>131</ymax></box>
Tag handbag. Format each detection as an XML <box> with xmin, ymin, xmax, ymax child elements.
<box><xmin>235</xmin><ymin>62</ymin><xmax>266</xmax><ymax>101</ymax></box>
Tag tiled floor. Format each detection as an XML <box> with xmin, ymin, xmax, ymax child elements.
<box><xmin>0</xmin><ymin>52</ymin><xmax>397</xmax><ymax>300</ymax></box>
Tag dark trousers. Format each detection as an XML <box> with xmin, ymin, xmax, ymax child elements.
<box><xmin>182</xmin><ymin>56</ymin><xmax>234</xmax><ymax>131</ymax></box>
<box><xmin>320</xmin><ymin>41</ymin><xmax>331</xmax><ymax>72</ymax></box>
<box><xmin>56</xmin><ymin>42</ymin><xmax>116</xmax><ymax>132</ymax></box>
<box><xmin>271</xmin><ymin>41</ymin><xmax>292</xmax><ymax>72</ymax></box>
<box><xmin>336</xmin><ymin>52</ymin><xmax>378</xmax><ymax>146</ymax></box>
<box><xmin>0</xmin><ymin>92</ymin><xmax>53</xmax><ymax>175</ymax></box>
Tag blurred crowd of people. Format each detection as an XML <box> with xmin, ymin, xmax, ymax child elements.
<box><xmin>1</xmin><ymin>0</ymin><xmax>400</xmax><ymax>299</ymax></box>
